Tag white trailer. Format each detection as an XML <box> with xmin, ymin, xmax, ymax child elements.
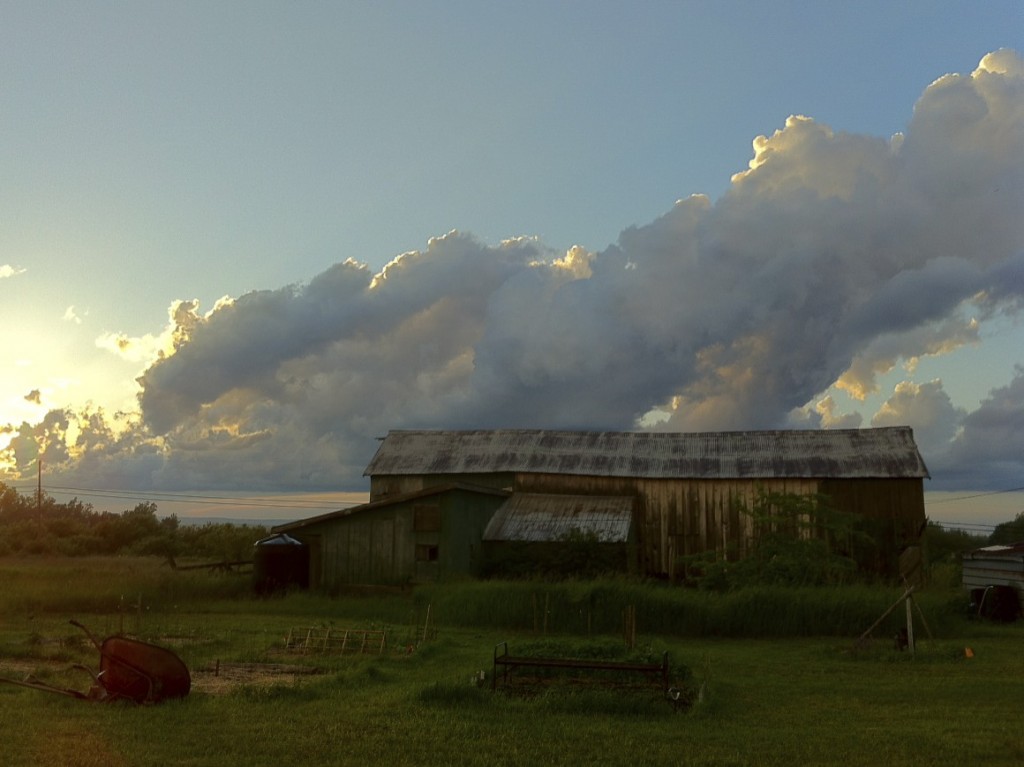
<box><xmin>962</xmin><ymin>543</ymin><xmax>1024</xmax><ymax>621</ymax></box>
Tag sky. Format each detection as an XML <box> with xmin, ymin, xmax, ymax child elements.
<box><xmin>1</xmin><ymin>2</ymin><xmax>1023</xmax><ymax>526</ymax></box>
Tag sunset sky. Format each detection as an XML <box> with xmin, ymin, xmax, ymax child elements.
<box><xmin>2</xmin><ymin>3</ymin><xmax>1022</xmax><ymax>527</ymax></box>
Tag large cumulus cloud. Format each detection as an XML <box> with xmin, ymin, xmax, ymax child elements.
<box><xmin>4</xmin><ymin>50</ymin><xmax>1023</xmax><ymax>492</ymax></box>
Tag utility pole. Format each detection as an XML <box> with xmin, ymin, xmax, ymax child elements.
<box><xmin>37</xmin><ymin>455</ymin><xmax>42</xmax><ymax>516</ymax></box>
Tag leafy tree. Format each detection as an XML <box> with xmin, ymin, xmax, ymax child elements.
<box><xmin>178</xmin><ymin>522</ymin><xmax>266</xmax><ymax>562</ymax></box>
<box><xmin>922</xmin><ymin>521</ymin><xmax>985</xmax><ymax>564</ymax></box>
<box><xmin>989</xmin><ymin>512</ymin><xmax>1024</xmax><ymax>546</ymax></box>
<box><xmin>0</xmin><ymin>481</ymin><xmax>36</xmax><ymax>521</ymax></box>
<box><xmin>0</xmin><ymin>483</ymin><xmax>267</xmax><ymax>558</ymax></box>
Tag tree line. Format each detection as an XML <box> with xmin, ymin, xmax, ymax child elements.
<box><xmin>0</xmin><ymin>482</ymin><xmax>269</xmax><ymax>561</ymax></box>
<box><xmin>2</xmin><ymin>479</ymin><xmax>1021</xmax><ymax>579</ymax></box>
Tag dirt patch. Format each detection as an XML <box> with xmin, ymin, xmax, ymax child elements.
<box><xmin>190</xmin><ymin>662</ymin><xmax>325</xmax><ymax>694</ymax></box>
<box><xmin>0</xmin><ymin>659</ymin><xmax>52</xmax><ymax>677</ymax></box>
<box><xmin>2</xmin><ymin>657</ymin><xmax>325</xmax><ymax>696</ymax></box>
<box><xmin>0</xmin><ymin>657</ymin><xmax>77</xmax><ymax>680</ymax></box>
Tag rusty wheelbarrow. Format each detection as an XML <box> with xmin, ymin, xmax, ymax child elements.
<box><xmin>0</xmin><ymin>620</ymin><xmax>190</xmax><ymax>704</ymax></box>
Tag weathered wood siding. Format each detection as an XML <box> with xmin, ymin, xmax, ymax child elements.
<box><xmin>300</xmin><ymin>504</ymin><xmax>414</xmax><ymax>589</ymax></box>
<box><xmin>513</xmin><ymin>472</ymin><xmax>820</xmax><ymax>579</ymax></box>
<box><xmin>369</xmin><ymin>473</ymin><xmax>514</xmax><ymax>500</ymax></box>
<box><xmin>818</xmin><ymin>478</ymin><xmax>926</xmax><ymax>575</ymax></box>
<box><xmin>369</xmin><ymin>471</ymin><xmax>925</xmax><ymax>579</ymax></box>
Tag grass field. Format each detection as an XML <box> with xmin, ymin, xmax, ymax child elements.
<box><xmin>1</xmin><ymin>557</ymin><xmax>1022</xmax><ymax>766</ymax></box>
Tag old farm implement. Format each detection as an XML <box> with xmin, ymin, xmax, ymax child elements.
<box><xmin>492</xmin><ymin>641</ymin><xmax>671</xmax><ymax>693</ymax></box>
<box><xmin>0</xmin><ymin>620</ymin><xmax>191</xmax><ymax>704</ymax></box>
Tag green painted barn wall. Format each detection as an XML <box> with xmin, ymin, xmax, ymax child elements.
<box><xmin>294</xmin><ymin>488</ymin><xmax>506</xmax><ymax>589</ymax></box>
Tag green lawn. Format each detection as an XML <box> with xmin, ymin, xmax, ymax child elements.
<box><xmin>0</xmin><ymin>558</ymin><xmax>1021</xmax><ymax>766</ymax></box>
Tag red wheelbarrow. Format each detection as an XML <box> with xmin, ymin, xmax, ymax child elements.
<box><xmin>0</xmin><ymin>620</ymin><xmax>190</xmax><ymax>704</ymax></box>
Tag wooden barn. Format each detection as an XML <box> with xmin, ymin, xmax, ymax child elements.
<box><xmin>360</xmin><ymin>427</ymin><xmax>929</xmax><ymax>580</ymax></box>
<box><xmin>274</xmin><ymin>426</ymin><xmax>929</xmax><ymax>586</ymax></box>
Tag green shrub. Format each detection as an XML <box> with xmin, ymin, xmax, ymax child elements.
<box><xmin>677</xmin><ymin>490</ymin><xmax>871</xmax><ymax>591</ymax></box>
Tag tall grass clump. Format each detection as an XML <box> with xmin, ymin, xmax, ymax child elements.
<box><xmin>1</xmin><ymin>555</ymin><xmax>973</xmax><ymax>642</ymax></box>
<box><xmin>0</xmin><ymin>556</ymin><xmax>255</xmax><ymax>617</ymax></box>
<box><xmin>700</xmin><ymin>585</ymin><xmax>880</xmax><ymax>637</ymax></box>
<box><xmin>413</xmin><ymin>579</ymin><xmax>540</xmax><ymax>629</ymax></box>
<box><xmin>412</xmin><ymin>578</ymin><xmax>970</xmax><ymax>639</ymax></box>
<box><xmin>414</xmin><ymin>577</ymin><xmax>676</xmax><ymax>634</ymax></box>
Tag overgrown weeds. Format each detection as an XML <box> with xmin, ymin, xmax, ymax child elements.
<box><xmin>0</xmin><ymin>556</ymin><xmax>983</xmax><ymax>644</ymax></box>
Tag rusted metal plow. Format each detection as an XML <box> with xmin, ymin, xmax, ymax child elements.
<box><xmin>0</xmin><ymin>620</ymin><xmax>191</xmax><ymax>704</ymax></box>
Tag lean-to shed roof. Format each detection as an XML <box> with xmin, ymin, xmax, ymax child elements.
<box><xmin>364</xmin><ymin>427</ymin><xmax>929</xmax><ymax>480</ymax></box>
<box><xmin>272</xmin><ymin>483</ymin><xmax>509</xmax><ymax>534</ymax></box>
<box><xmin>483</xmin><ymin>494</ymin><xmax>634</xmax><ymax>543</ymax></box>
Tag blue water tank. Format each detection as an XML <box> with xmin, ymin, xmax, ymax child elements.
<box><xmin>253</xmin><ymin>533</ymin><xmax>309</xmax><ymax>593</ymax></box>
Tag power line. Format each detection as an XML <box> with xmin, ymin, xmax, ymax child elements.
<box><xmin>930</xmin><ymin>520</ymin><xmax>996</xmax><ymax>532</ymax></box>
<box><xmin>6</xmin><ymin>483</ymin><xmax>364</xmax><ymax>512</ymax></box>
<box><xmin>927</xmin><ymin>486</ymin><xmax>1024</xmax><ymax>504</ymax></box>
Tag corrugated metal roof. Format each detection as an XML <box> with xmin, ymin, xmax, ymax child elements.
<box><xmin>962</xmin><ymin>543</ymin><xmax>1024</xmax><ymax>591</ymax></box>
<box><xmin>364</xmin><ymin>427</ymin><xmax>930</xmax><ymax>480</ymax></box>
<box><xmin>272</xmin><ymin>482</ymin><xmax>509</xmax><ymax>534</ymax></box>
<box><xmin>483</xmin><ymin>494</ymin><xmax>634</xmax><ymax>543</ymax></box>
<box><xmin>964</xmin><ymin>542</ymin><xmax>1024</xmax><ymax>559</ymax></box>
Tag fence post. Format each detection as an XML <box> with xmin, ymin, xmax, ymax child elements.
<box><xmin>905</xmin><ymin>595</ymin><xmax>915</xmax><ymax>656</ymax></box>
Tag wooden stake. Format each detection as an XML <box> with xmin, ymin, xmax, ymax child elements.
<box><xmin>911</xmin><ymin>595</ymin><xmax>934</xmax><ymax>641</ymax></box>
<box><xmin>905</xmin><ymin>595</ymin><xmax>915</xmax><ymax>656</ymax></box>
<box><xmin>855</xmin><ymin>585</ymin><xmax>915</xmax><ymax>649</ymax></box>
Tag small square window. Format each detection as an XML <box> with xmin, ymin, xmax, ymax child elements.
<box><xmin>415</xmin><ymin>544</ymin><xmax>439</xmax><ymax>562</ymax></box>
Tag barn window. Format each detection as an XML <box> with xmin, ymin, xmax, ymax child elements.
<box><xmin>414</xmin><ymin>504</ymin><xmax>441</xmax><ymax>532</ymax></box>
<box><xmin>416</xmin><ymin>544</ymin><xmax>439</xmax><ymax>562</ymax></box>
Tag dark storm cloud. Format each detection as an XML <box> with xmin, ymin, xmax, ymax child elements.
<box><xmin>7</xmin><ymin>50</ymin><xmax>1023</xmax><ymax>492</ymax></box>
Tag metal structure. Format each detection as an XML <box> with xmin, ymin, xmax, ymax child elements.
<box><xmin>491</xmin><ymin>641</ymin><xmax>670</xmax><ymax>694</ymax></box>
<box><xmin>0</xmin><ymin>620</ymin><xmax>191</xmax><ymax>704</ymax></box>
<box><xmin>483</xmin><ymin>493</ymin><xmax>635</xmax><ymax>543</ymax></box>
<box><xmin>284</xmin><ymin>626</ymin><xmax>387</xmax><ymax>655</ymax></box>
<box><xmin>963</xmin><ymin>543</ymin><xmax>1024</xmax><ymax>621</ymax></box>
<box><xmin>253</xmin><ymin>533</ymin><xmax>309</xmax><ymax>593</ymax></box>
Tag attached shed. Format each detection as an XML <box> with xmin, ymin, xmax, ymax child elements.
<box><xmin>364</xmin><ymin>427</ymin><xmax>929</xmax><ymax>579</ymax></box>
<box><xmin>273</xmin><ymin>483</ymin><xmax>509</xmax><ymax>590</ymax></box>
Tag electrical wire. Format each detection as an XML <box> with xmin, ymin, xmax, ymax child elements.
<box><xmin>933</xmin><ymin>520</ymin><xmax>997</xmax><ymax>530</ymax></box>
<box><xmin>5</xmin><ymin>482</ymin><xmax>364</xmax><ymax>512</ymax></box>
<box><xmin>926</xmin><ymin>486</ymin><xmax>1024</xmax><ymax>504</ymax></box>
<box><xmin>6</xmin><ymin>480</ymin><xmax>1020</xmax><ymax>522</ymax></box>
